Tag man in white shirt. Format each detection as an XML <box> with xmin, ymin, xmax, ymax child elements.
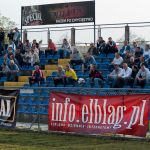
<box><xmin>109</xmin><ymin>52</ymin><xmax>123</xmax><ymax>71</ymax></box>
<box><xmin>113</xmin><ymin>63</ymin><xmax>132</xmax><ymax>88</ymax></box>
<box><xmin>134</xmin><ymin>63</ymin><xmax>150</xmax><ymax>88</ymax></box>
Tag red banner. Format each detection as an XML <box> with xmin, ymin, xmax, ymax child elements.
<box><xmin>48</xmin><ymin>92</ymin><xmax>150</xmax><ymax>137</ymax></box>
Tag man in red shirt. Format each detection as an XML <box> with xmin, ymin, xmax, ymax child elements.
<box><xmin>45</xmin><ymin>39</ymin><xmax>57</xmax><ymax>57</ymax></box>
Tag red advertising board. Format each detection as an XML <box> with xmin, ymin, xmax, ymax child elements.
<box><xmin>48</xmin><ymin>92</ymin><xmax>150</xmax><ymax>137</ymax></box>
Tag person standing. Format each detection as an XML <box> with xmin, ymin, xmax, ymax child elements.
<box><xmin>0</xmin><ymin>28</ymin><xmax>5</xmax><ymax>55</ymax></box>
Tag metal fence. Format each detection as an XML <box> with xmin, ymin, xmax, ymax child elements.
<box><xmin>14</xmin><ymin>87</ymin><xmax>150</xmax><ymax>138</ymax></box>
<box><xmin>22</xmin><ymin>22</ymin><xmax>150</xmax><ymax>47</ymax></box>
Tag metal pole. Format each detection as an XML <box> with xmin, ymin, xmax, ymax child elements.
<box><xmin>21</xmin><ymin>7</ymin><xmax>23</xmax><ymax>42</ymax></box>
<box><xmin>48</xmin><ymin>28</ymin><xmax>50</xmax><ymax>44</ymax></box>
<box><xmin>94</xmin><ymin>0</ymin><xmax>96</xmax><ymax>44</ymax></box>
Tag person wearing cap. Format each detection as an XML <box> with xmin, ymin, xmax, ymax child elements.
<box><xmin>108</xmin><ymin>63</ymin><xmax>123</xmax><ymax>87</ymax></box>
<box><xmin>134</xmin><ymin>63</ymin><xmax>150</xmax><ymax>88</ymax></box>
<box><xmin>8</xmin><ymin>60</ymin><xmax>19</xmax><ymax>81</ymax></box>
<box><xmin>29</xmin><ymin>65</ymin><xmax>44</xmax><ymax>86</ymax></box>
<box><xmin>65</xmin><ymin>64</ymin><xmax>78</xmax><ymax>86</ymax></box>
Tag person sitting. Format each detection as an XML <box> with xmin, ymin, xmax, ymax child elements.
<box><xmin>45</xmin><ymin>39</ymin><xmax>57</xmax><ymax>57</ymax></box>
<box><xmin>57</xmin><ymin>38</ymin><xmax>71</xmax><ymax>58</ymax></box>
<box><xmin>96</xmin><ymin>37</ymin><xmax>106</xmax><ymax>54</ymax></box>
<box><xmin>65</xmin><ymin>65</ymin><xmax>78</xmax><ymax>86</ymax></box>
<box><xmin>8</xmin><ymin>60</ymin><xmax>19</xmax><ymax>81</ymax></box>
<box><xmin>53</xmin><ymin>65</ymin><xmax>66</xmax><ymax>87</ymax></box>
<box><xmin>82</xmin><ymin>52</ymin><xmax>97</xmax><ymax>72</ymax></box>
<box><xmin>108</xmin><ymin>64</ymin><xmax>123</xmax><ymax>87</ymax></box>
<box><xmin>143</xmin><ymin>44</ymin><xmax>150</xmax><ymax>64</ymax></box>
<box><xmin>113</xmin><ymin>63</ymin><xmax>132</xmax><ymax>88</ymax></box>
<box><xmin>109</xmin><ymin>52</ymin><xmax>123</xmax><ymax>71</ymax></box>
<box><xmin>119</xmin><ymin>41</ymin><xmax>131</xmax><ymax>56</ymax></box>
<box><xmin>123</xmin><ymin>50</ymin><xmax>132</xmax><ymax>65</ymax></box>
<box><xmin>88</xmin><ymin>43</ymin><xmax>99</xmax><ymax>56</ymax></box>
<box><xmin>134</xmin><ymin>47</ymin><xmax>143</xmax><ymax>65</ymax></box>
<box><xmin>86</xmin><ymin>65</ymin><xmax>104</xmax><ymax>88</ymax></box>
<box><xmin>29</xmin><ymin>65</ymin><xmax>45</xmax><ymax>86</ymax></box>
<box><xmin>134</xmin><ymin>63</ymin><xmax>150</xmax><ymax>88</ymax></box>
<box><xmin>105</xmin><ymin>37</ymin><xmax>118</xmax><ymax>55</ymax></box>
<box><xmin>30</xmin><ymin>49</ymin><xmax>39</xmax><ymax>66</ymax></box>
<box><xmin>69</xmin><ymin>48</ymin><xmax>83</xmax><ymax>68</ymax></box>
<box><xmin>0</xmin><ymin>63</ymin><xmax>10</xmax><ymax>80</ymax></box>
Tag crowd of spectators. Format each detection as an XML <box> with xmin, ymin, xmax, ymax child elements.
<box><xmin>0</xmin><ymin>26</ymin><xmax>150</xmax><ymax>88</ymax></box>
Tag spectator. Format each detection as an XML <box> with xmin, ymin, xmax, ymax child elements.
<box><xmin>129</xmin><ymin>65</ymin><xmax>139</xmax><ymax>88</ymax></box>
<box><xmin>86</xmin><ymin>65</ymin><xmax>104</xmax><ymax>88</ymax></box>
<box><xmin>8</xmin><ymin>60</ymin><xmax>19</xmax><ymax>81</ymax></box>
<box><xmin>0</xmin><ymin>63</ymin><xmax>10</xmax><ymax>80</ymax></box>
<box><xmin>134</xmin><ymin>47</ymin><xmax>143</xmax><ymax>64</ymax></box>
<box><xmin>30</xmin><ymin>49</ymin><xmax>39</xmax><ymax>66</ymax></box>
<box><xmin>17</xmin><ymin>40</ymin><xmax>25</xmax><ymax>54</ymax></box>
<box><xmin>143</xmin><ymin>44</ymin><xmax>150</xmax><ymax>63</ymax></box>
<box><xmin>108</xmin><ymin>64</ymin><xmax>123</xmax><ymax>87</ymax></box>
<box><xmin>82</xmin><ymin>52</ymin><xmax>97</xmax><ymax>72</ymax></box>
<box><xmin>120</xmin><ymin>41</ymin><xmax>131</xmax><ymax>56</ymax></box>
<box><xmin>134</xmin><ymin>63</ymin><xmax>150</xmax><ymax>88</ymax></box>
<box><xmin>13</xmin><ymin>27</ymin><xmax>21</xmax><ymax>46</ymax></box>
<box><xmin>88</xmin><ymin>43</ymin><xmax>99</xmax><ymax>55</ymax></box>
<box><xmin>105</xmin><ymin>37</ymin><xmax>118</xmax><ymax>55</ymax></box>
<box><xmin>128</xmin><ymin>56</ymin><xmax>136</xmax><ymax>68</ymax></box>
<box><xmin>109</xmin><ymin>52</ymin><xmax>123</xmax><ymax>71</ymax></box>
<box><xmin>65</xmin><ymin>64</ymin><xmax>78</xmax><ymax>86</ymax></box>
<box><xmin>53</xmin><ymin>65</ymin><xmax>66</xmax><ymax>87</ymax></box>
<box><xmin>58</xmin><ymin>38</ymin><xmax>71</xmax><ymax>58</ymax></box>
<box><xmin>32</xmin><ymin>39</ymin><xmax>38</xmax><ymax>47</ymax></box>
<box><xmin>21</xmin><ymin>50</ymin><xmax>31</xmax><ymax>67</ymax></box>
<box><xmin>131</xmin><ymin>41</ymin><xmax>138</xmax><ymax>54</ymax></box>
<box><xmin>113</xmin><ymin>63</ymin><xmax>132</xmax><ymax>88</ymax></box>
<box><xmin>123</xmin><ymin>50</ymin><xmax>132</xmax><ymax>65</ymax></box>
<box><xmin>45</xmin><ymin>39</ymin><xmax>57</xmax><ymax>57</ymax></box>
<box><xmin>32</xmin><ymin>44</ymin><xmax>39</xmax><ymax>55</ymax></box>
<box><xmin>70</xmin><ymin>48</ymin><xmax>83</xmax><ymax>68</ymax></box>
<box><xmin>0</xmin><ymin>28</ymin><xmax>5</xmax><ymax>55</ymax></box>
<box><xmin>29</xmin><ymin>65</ymin><xmax>45</xmax><ymax>86</ymax></box>
<box><xmin>7</xmin><ymin>29</ymin><xmax>14</xmax><ymax>41</ymax></box>
<box><xmin>15</xmin><ymin>49</ymin><xmax>23</xmax><ymax>67</ymax></box>
<box><xmin>96</xmin><ymin>37</ymin><xmax>106</xmax><ymax>54</ymax></box>
<box><xmin>24</xmin><ymin>40</ymin><xmax>31</xmax><ymax>52</ymax></box>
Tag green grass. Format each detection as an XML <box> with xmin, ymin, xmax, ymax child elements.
<box><xmin>0</xmin><ymin>130</ymin><xmax>150</xmax><ymax>150</ymax></box>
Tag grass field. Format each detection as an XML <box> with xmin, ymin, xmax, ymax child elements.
<box><xmin>0</xmin><ymin>130</ymin><xmax>150</xmax><ymax>150</ymax></box>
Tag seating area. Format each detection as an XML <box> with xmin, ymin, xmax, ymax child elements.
<box><xmin>1</xmin><ymin>51</ymin><xmax>150</xmax><ymax>88</ymax></box>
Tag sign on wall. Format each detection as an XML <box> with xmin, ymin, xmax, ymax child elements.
<box><xmin>49</xmin><ymin>92</ymin><xmax>150</xmax><ymax>137</ymax></box>
<box><xmin>21</xmin><ymin>1</ymin><xmax>95</xmax><ymax>26</ymax></box>
<box><xmin>0</xmin><ymin>89</ymin><xmax>19</xmax><ymax>128</ymax></box>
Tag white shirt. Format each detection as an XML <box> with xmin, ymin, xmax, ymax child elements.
<box><xmin>112</xmin><ymin>57</ymin><xmax>123</xmax><ymax>65</ymax></box>
<box><xmin>120</xmin><ymin>67</ymin><xmax>132</xmax><ymax>78</ymax></box>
